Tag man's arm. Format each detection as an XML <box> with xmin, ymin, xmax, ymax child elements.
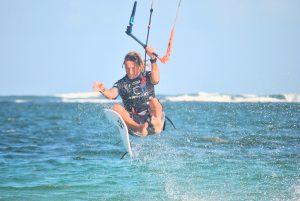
<box><xmin>150</xmin><ymin>61</ymin><xmax>160</xmax><ymax>85</ymax></box>
<box><xmin>146</xmin><ymin>46</ymin><xmax>160</xmax><ymax>85</ymax></box>
<box><xmin>93</xmin><ymin>81</ymin><xmax>118</xmax><ymax>100</ymax></box>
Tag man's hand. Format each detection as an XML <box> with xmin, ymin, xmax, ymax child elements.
<box><xmin>93</xmin><ymin>81</ymin><xmax>105</xmax><ymax>93</ymax></box>
<box><xmin>146</xmin><ymin>46</ymin><xmax>156</xmax><ymax>59</ymax></box>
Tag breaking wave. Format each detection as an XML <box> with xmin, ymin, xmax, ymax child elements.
<box><xmin>165</xmin><ymin>92</ymin><xmax>300</xmax><ymax>103</ymax></box>
<box><xmin>1</xmin><ymin>92</ymin><xmax>299</xmax><ymax>103</ymax></box>
<box><xmin>54</xmin><ymin>92</ymin><xmax>119</xmax><ymax>103</ymax></box>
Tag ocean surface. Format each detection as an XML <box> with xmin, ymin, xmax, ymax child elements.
<box><xmin>0</xmin><ymin>92</ymin><xmax>300</xmax><ymax>201</ymax></box>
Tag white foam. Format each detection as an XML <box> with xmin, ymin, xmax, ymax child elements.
<box><xmin>165</xmin><ymin>92</ymin><xmax>300</xmax><ymax>103</ymax></box>
<box><xmin>14</xmin><ymin>99</ymin><xmax>28</xmax><ymax>103</ymax></box>
<box><xmin>284</xmin><ymin>94</ymin><xmax>300</xmax><ymax>102</ymax></box>
<box><xmin>293</xmin><ymin>182</ymin><xmax>300</xmax><ymax>201</ymax></box>
<box><xmin>55</xmin><ymin>92</ymin><xmax>121</xmax><ymax>103</ymax></box>
<box><xmin>55</xmin><ymin>91</ymin><xmax>300</xmax><ymax>103</ymax></box>
<box><xmin>55</xmin><ymin>92</ymin><xmax>100</xmax><ymax>99</ymax></box>
<box><xmin>61</xmin><ymin>98</ymin><xmax>120</xmax><ymax>103</ymax></box>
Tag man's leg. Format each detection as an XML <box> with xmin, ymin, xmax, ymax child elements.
<box><xmin>148</xmin><ymin>98</ymin><xmax>163</xmax><ymax>133</ymax></box>
<box><xmin>112</xmin><ymin>104</ymin><xmax>148</xmax><ymax>136</ymax></box>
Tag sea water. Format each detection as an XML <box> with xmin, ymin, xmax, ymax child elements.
<box><xmin>0</xmin><ymin>93</ymin><xmax>299</xmax><ymax>201</ymax></box>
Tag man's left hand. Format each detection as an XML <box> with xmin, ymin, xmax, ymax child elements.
<box><xmin>146</xmin><ymin>46</ymin><xmax>156</xmax><ymax>59</ymax></box>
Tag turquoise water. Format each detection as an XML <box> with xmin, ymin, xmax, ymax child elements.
<box><xmin>0</xmin><ymin>96</ymin><xmax>300</xmax><ymax>200</ymax></box>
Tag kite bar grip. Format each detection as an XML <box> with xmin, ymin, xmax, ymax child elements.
<box><xmin>129</xmin><ymin>1</ymin><xmax>137</xmax><ymax>26</ymax></box>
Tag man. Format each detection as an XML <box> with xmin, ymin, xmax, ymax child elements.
<box><xmin>93</xmin><ymin>46</ymin><xmax>164</xmax><ymax>136</ymax></box>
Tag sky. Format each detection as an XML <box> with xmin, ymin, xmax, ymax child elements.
<box><xmin>0</xmin><ymin>0</ymin><xmax>300</xmax><ymax>96</ymax></box>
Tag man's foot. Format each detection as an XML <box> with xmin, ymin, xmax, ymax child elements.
<box><xmin>151</xmin><ymin>117</ymin><xmax>163</xmax><ymax>134</ymax></box>
<box><xmin>137</xmin><ymin>122</ymin><xmax>148</xmax><ymax>136</ymax></box>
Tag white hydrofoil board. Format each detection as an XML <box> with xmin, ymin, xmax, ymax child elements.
<box><xmin>104</xmin><ymin>109</ymin><xmax>133</xmax><ymax>157</ymax></box>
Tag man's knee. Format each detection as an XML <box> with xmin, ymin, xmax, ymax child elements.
<box><xmin>149</xmin><ymin>98</ymin><xmax>162</xmax><ymax>109</ymax></box>
<box><xmin>112</xmin><ymin>104</ymin><xmax>124</xmax><ymax>113</ymax></box>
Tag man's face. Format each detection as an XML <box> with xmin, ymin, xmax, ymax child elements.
<box><xmin>125</xmin><ymin>60</ymin><xmax>140</xmax><ymax>79</ymax></box>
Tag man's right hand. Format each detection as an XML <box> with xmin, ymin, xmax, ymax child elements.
<box><xmin>93</xmin><ymin>81</ymin><xmax>105</xmax><ymax>93</ymax></box>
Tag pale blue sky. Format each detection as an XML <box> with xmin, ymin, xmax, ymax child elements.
<box><xmin>0</xmin><ymin>0</ymin><xmax>299</xmax><ymax>95</ymax></box>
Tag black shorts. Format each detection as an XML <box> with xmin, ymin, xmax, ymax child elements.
<box><xmin>129</xmin><ymin>110</ymin><xmax>155</xmax><ymax>136</ymax></box>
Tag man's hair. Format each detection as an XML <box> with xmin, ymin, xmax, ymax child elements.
<box><xmin>123</xmin><ymin>51</ymin><xmax>144</xmax><ymax>72</ymax></box>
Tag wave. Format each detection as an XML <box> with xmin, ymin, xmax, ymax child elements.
<box><xmin>165</xmin><ymin>92</ymin><xmax>300</xmax><ymax>103</ymax></box>
<box><xmin>54</xmin><ymin>92</ymin><xmax>100</xmax><ymax>99</ymax></box>
<box><xmin>60</xmin><ymin>98</ymin><xmax>119</xmax><ymax>103</ymax></box>
<box><xmin>1</xmin><ymin>92</ymin><xmax>300</xmax><ymax>103</ymax></box>
<box><xmin>0</xmin><ymin>96</ymin><xmax>61</xmax><ymax>104</ymax></box>
<box><xmin>55</xmin><ymin>92</ymin><xmax>120</xmax><ymax>103</ymax></box>
<box><xmin>0</xmin><ymin>92</ymin><xmax>115</xmax><ymax>104</ymax></box>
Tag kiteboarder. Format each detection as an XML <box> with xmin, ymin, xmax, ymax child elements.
<box><xmin>93</xmin><ymin>46</ymin><xmax>163</xmax><ymax>136</ymax></box>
